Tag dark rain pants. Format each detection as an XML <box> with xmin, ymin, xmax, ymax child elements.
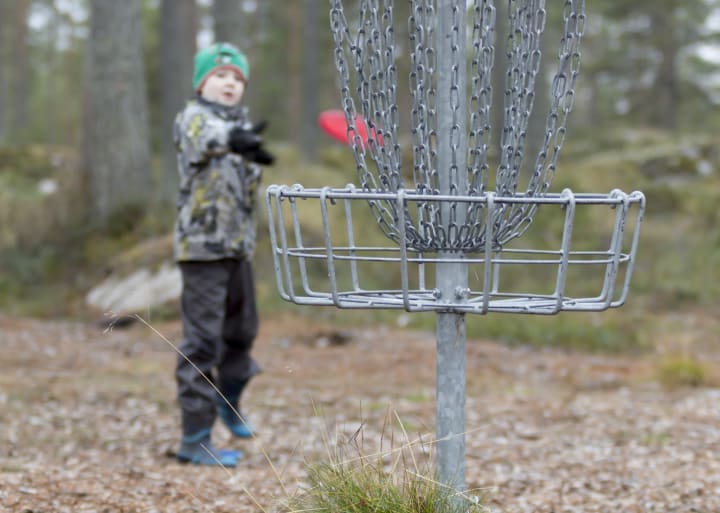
<box><xmin>176</xmin><ymin>259</ymin><xmax>261</xmax><ymax>437</ymax></box>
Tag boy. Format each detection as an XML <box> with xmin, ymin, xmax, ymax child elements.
<box><xmin>172</xmin><ymin>42</ymin><xmax>274</xmax><ymax>467</ymax></box>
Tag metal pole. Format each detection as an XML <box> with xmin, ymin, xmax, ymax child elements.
<box><xmin>435</xmin><ymin>0</ymin><xmax>468</xmax><ymax>493</ymax></box>
<box><xmin>435</xmin><ymin>313</ymin><xmax>467</xmax><ymax>490</ymax></box>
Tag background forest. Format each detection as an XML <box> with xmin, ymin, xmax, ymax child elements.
<box><xmin>3</xmin><ymin>3</ymin><xmax>720</xmax><ymax>511</ymax></box>
<box><xmin>0</xmin><ymin>0</ymin><xmax>719</xmax><ymax>352</ymax></box>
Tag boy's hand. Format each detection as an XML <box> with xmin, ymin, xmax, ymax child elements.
<box><xmin>250</xmin><ymin>120</ymin><xmax>268</xmax><ymax>134</ymax></box>
<box><xmin>245</xmin><ymin>147</ymin><xmax>275</xmax><ymax>166</ymax></box>
<box><xmin>228</xmin><ymin>126</ymin><xmax>262</xmax><ymax>154</ymax></box>
<box><xmin>228</xmin><ymin>123</ymin><xmax>275</xmax><ymax>165</ymax></box>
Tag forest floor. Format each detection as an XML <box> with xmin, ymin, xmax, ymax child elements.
<box><xmin>1</xmin><ymin>311</ymin><xmax>719</xmax><ymax>513</ymax></box>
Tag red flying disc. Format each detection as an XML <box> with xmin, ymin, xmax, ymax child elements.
<box><xmin>318</xmin><ymin>109</ymin><xmax>382</xmax><ymax>147</ymax></box>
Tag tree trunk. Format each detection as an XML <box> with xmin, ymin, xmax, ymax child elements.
<box><xmin>213</xmin><ymin>0</ymin><xmax>248</xmax><ymax>49</ymax></box>
<box><xmin>160</xmin><ymin>0</ymin><xmax>197</xmax><ymax>203</ymax></box>
<box><xmin>287</xmin><ymin>1</ymin><xmax>303</xmax><ymax>146</ymax></box>
<box><xmin>652</xmin><ymin>10</ymin><xmax>678</xmax><ymax>130</ymax></box>
<box><xmin>44</xmin><ymin>3</ymin><xmax>61</xmax><ymax>145</ymax></box>
<box><xmin>9</xmin><ymin>0</ymin><xmax>30</xmax><ymax>143</ymax></box>
<box><xmin>212</xmin><ymin>0</ymin><xmax>263</xmax><ymax>118</ymax></box>
<box><xmin>0</xmin><ymin>2</ymin><xmax>9</xmax><ymax>145</ymax></box>
<box><xmin>82</xmin><ymin>0</ymin><xmax>152</xmax><ymax>223</ymax></box>
<box><xmin>301</xmin><ymin>0</ymin><xmax>321</xmax><ymax>159</ymax></box>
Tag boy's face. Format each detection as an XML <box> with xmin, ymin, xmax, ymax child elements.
<box><xmin>200</xmin><ymin>67</ymin><xmax>245</xmax><ymax>106</ymax></box>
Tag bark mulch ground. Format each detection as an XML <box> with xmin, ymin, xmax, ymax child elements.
<box><xmin>1</xmin><ymin>313</ymin><xmax>719</xmax><ymax>512</ymax></box>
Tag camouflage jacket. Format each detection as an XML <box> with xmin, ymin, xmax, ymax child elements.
<box><xmin>173</xmin><ymin>97</ymin><xmax>262</xmax><ymax>262</ymax></box>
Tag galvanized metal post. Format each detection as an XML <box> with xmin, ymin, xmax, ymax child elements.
<box><xmin>435</xmin><ymin>0</ymin><xmax>468</xmax><ymax>493</ymax></box>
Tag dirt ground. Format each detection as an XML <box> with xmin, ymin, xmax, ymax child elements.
<box><xmin>1</xmin><ymin>311</ymin><xmax>719</xmax><ymax>513</ymax></box>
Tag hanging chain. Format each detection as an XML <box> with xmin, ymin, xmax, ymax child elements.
<box><xmin>410</xmin><ymin>0</ymin><xmax>436</xmax><ymax>193</ymax></box>
<box><xmin>496</xmin><ymin>0</ymin><xmax>585</xmax><ymax>244</ymax></box>
<box><xmin>330</xmin><ymin>0</ymin><xmax>585</xmax><ymax>252</ymax></box>
<box><xmin>497</xmin><ymin>0</ymin><xmax>545</xmax><ymax>197</ymax></box>
<box><xmin>468</xmin><ymin>0</ymin><xmax>495</xmax><ymax>197</ymax></box>
<box><xmin>491</xmin><ymin>0</ymin><xmax>546</xmax><ymax>245</ymax></box>
<box><xmin>466</xmin><ymin>0</ymin><xmax>496</xmax><ymax>247</ymax></box>
<box><xmin>410</xmin><ymin>0</ymin><xmax>439</xmax><ymax>248</ymax></box>
<box><xmin>330</xmin><ymin>0</ymin><xmax>403</xmax><ymax>241</ymax></box>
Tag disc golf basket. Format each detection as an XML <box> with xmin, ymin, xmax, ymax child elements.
<box><xmin>266</xmin><ymin>0</ymin><xmax>644</xmax><ymax>499</ymax></box>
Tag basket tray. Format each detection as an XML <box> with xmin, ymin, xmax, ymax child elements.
<box><xmin>265</xmin><ymin>185</ymin><xmax>645</xmax><ymax>314</ymax></box>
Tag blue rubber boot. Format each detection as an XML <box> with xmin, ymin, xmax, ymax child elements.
<box><xmin>176</xmin><ymin>429</ymin><xmax>242</xmax><ymax>466</ymax></box>
<box><xmin>216</xmin><ymin>379</ymin><xmax>255</xmax><ymax>438</ymax></box>
<box><xmin>217</xmin><ymin>403</ymin><xmax>255</xmax><ymax>438</ymax></box>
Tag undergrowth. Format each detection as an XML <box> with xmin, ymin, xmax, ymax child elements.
<box><xmin>655</xmin><ymin>355</ymin><xmax>709</xmax><ymax>388</ymax></box>
<box><xmin>280</xmin><ymin>412</ymin><xmax>488</xmax><ymax>513</ymax></box>
<box><xmin>2</xmin><ymin>138</ymin><xmax>720</xmax><ymax>357</ymax></box>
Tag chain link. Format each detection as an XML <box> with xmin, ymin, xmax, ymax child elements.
<box><xmin>493</xmin><ymin>0</ymin><xmax>585</xmax><ymax>244</ymax></box>
<box><xmin>330</xmin><ymin>0</ymin><xmax>585</xmax><ymax>251</ymax></box>
<box><xmin>410</xmin><ymin>0</ymin><xmax>439</xmax><ymax>248</ymax></box>
<box><xmin>330</xmin><ymin>0</ymin><xmax>403</xmax><ymax>243</ymax></box>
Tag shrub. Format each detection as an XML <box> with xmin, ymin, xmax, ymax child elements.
<box><xmin>655</xmin><ymin>355</ymin><xmax>708</xmax><ymax>388</ymax></box>
<box><xmin>281</xmin><ymin>415</ymin><xmax>488</xmax><ymax>513</ymax></box>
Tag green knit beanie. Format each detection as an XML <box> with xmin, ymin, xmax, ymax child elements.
<box><xmin>193</xmin><ymin>43</ymin><xmax>249</xmax><ymax>91</ymax></box>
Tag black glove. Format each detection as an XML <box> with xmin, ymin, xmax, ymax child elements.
<box><xmin>244</xmin><ymin>147</ymin><xmax>275</xmax><ymax>166</ymax></box>
<box><xmin>228</xmin><ymin>122</ymin><xmax>275</xmax><ymax>165</ymax></box>
<box><xmin>228</xmin><ymin>126</ymin><xmax>262</xmax><ymax>154</ymax></box>
<box><xmin>250</xmin><ymin>120</ymin><xmax>268</xmax><ymax>135</ymax></box>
